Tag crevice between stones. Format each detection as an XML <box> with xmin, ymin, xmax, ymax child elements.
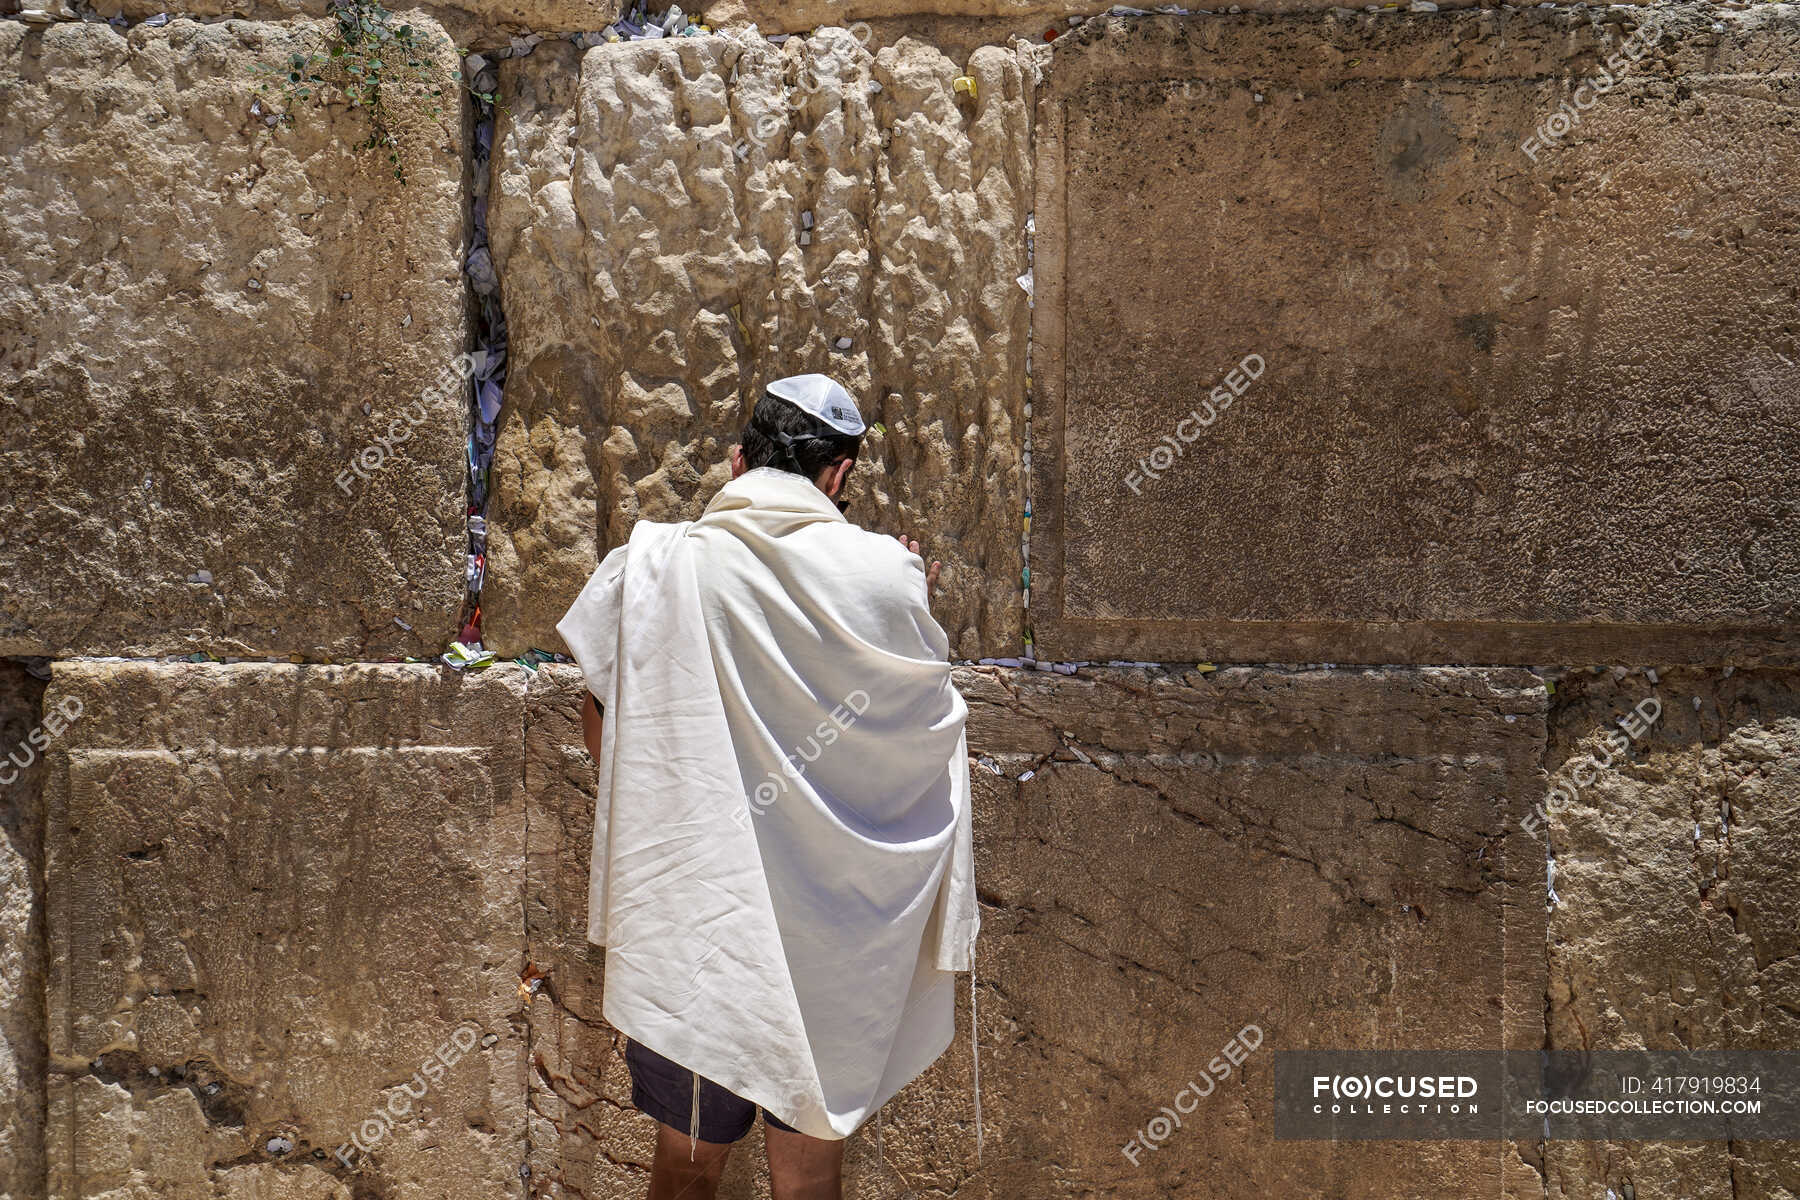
<box><xmin>455</xmin><ymin>67</ymin><xmax>508</xmax><ymax>654</ymax></box>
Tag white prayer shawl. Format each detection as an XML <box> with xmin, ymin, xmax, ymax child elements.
<box><xmin>556</xmin><ymin>467</ymin><xmax>977</xmax><ymax>1141</ymax></box>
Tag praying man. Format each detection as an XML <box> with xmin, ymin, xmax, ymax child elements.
<box><xmin>557</xmin><ymin>374</ymin><xmax>978</xmax><ymax>1200</ymax></box>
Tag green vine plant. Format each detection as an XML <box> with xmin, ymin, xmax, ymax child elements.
<box><xmin>251</xmin><ymin>0</ymin><xmax>498</xmax><ymax>183</ymax></box>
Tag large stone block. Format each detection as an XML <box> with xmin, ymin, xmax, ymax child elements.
<box><xmin>521</xmin><ymin>663</ymin><xmax>1550</xmax><ymax>1197</ymax></box>
<box><xmin>1</xmin><ymin>662</ymin><xmax>49</xmax><ymax>1200</ymax></box>
<box><xmin>1545</xmin><ymin>666</ymin><xmax>1800</xmax><ymax>1200</ymax></box>
<box><xmin>1031</xmin><ymin>6</ymin><xmax>1800</xmax><ymax>665</ymax></box>
<box><xmin>484</xmin><ymin>31</ymin><xmax>1031</xmax><ymax>660</ymax></box>
<box><xmin>40</xmin><ymin>663</ymin><xmax>529</xmax><ymax>1200</ymax></box>
<box><xmin>0</xmin><ymin>18</ymin><xmax>468</xmax><ymax>659</ymax></box>
<box><xmin>952</xmin><ymin>664</ymin><xmax>1549</xmax><ymax>1198</ymax></box>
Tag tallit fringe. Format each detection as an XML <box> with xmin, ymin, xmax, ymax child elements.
<box><xmin>690</xmin><ymin>1069</ymin><xmax>701</xmax><ymax>1161</ymax></box>
<box><xmin>970</xmin><ymin>930</ymin><xmax>982</xmax><ymax>1163</ymax></box>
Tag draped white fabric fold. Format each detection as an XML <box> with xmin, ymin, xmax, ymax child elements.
<box><xmin>556</xmin><ymin>467</ymin><xmax>977</xmax><ymax>1141</ymax></box>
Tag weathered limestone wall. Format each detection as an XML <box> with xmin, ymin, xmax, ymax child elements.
<box><xmin>41</xmin><ymin>663</ymin><xmax>531</xmax><ymax>1200</ymax></box>
<box><xmin>4</xmin><ymin>3</ymin><xmax>1800</xmax><ymax>1200</ymax></box>
<box><xmin>0</xmin><ymin>0</ymin><xmax>1537</xmax><ymax>49</ymax></box>
<box><xmin>483</xmin><ymin>31</ymin><xmax>1032</xmax><ymax>659</ymax></box>
<box><xmin>0</xmin><ymin>17</ymin><xmax>468</xmax><ymax>661</ymax></box>
<box><xmin>0</xmin><ymin>664</ymin><xmax>48</xmax><ymax>1200</ymax></box>
<box><xmin>1032</xmin><ymin>6</ymin><xmax>1800</xmax><ymax>665</ymax></box>
<box><xmin>511</xmin><ymin>663</ymin><xmax>1551</xmax><ymax>1199</ymax></box>
<box><xmin>1544</xmin><ymin>667</ymin><xmax>1800</xmax><ymax>1200</ymax></box>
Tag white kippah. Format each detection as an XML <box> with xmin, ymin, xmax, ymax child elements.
<box><xmin>765</xmin><ymin>374</ymin><xmax>866</xmax><ymax>436</ymax></box>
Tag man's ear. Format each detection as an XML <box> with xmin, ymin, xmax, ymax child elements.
<box><xmin>730</xmin><ymin>445</ymin><xmax>747</xmax><ymax>478</ymax></box>
<box><xmin>823</xmin><ymin>457</ymin><xmax>853</xmax><ymax>499</ymax></box>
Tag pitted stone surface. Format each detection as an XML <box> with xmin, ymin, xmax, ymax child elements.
<box><xmin>0</xmin><ymin>663</ymin><xmax>48</xmax><ymax>1200</ymax></box>
<box><xmin>484</xmin><ymin>31</ymin><xmax>1031</xmax><ymax>660</ymax></box>
<box><xmin>523</xmin><ymin>663</ymin><xmax>1549</xmax><ymax>1198</ymax></box>
<box><xmin>0</xmin><ymin>18</ymin><xmax>467</xmax><ymax>659</ymax></box>
<box><xmin>25</xmin><ymin>0</ymin><xmax>619</xmax><ymax>52</ymax></box>
<box><xmin>40</xmin><ymin>663</ymin><xmax>528</xmax><ymax>1200</ymax></box>
<box><xmin>956</xmin><ymin>664</ymin><xmax>1549</xmax><ymax>1198</ymax></box>
<box><xmin>1031</xmin><ymin>6</ymin><xmax>1800</xmax><ymax>665</ymax></box>
<box><xmin>1545</xmin><ymin>666</ymin><xmax>1800</xmax><ymax>1200</ymax></box>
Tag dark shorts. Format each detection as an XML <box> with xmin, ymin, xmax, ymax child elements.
<box><xmin>624</xmin><ymin>1038</ymin><xmax>801</xmax><ymax>1143</ymax></box>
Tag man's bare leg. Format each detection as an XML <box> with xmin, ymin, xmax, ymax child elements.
<box><xmin>764</xmin><ymin>1123</ymin><xmax>845</xmax><ymax>1200</ymax></box>
<box><xmin>646</xmin><ymin>1122</ymin><xmax>732</xmax><ymax>1200</ymax></box>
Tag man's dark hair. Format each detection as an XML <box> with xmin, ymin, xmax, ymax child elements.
<box><xmin>740</xmin><ymin>393</ymin><xmax>862</xmax><ymax>478</ymax></box>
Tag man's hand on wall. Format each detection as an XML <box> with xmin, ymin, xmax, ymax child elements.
<box><xmin>894</xmin><ymin>533</ymin><xmax>943</xmax><ymax>599</ymax></box>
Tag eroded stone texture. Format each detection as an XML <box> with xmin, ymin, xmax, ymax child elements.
<box><xmin>522</xmin><ymin>663</ymin><xmax>1549</xmax><ymax>1198</ymax></box>
<box><xmin>485</xmin><ymin>31</ymin><xmax>1031</xmax><ymax>660</ymax></box>
<box><xmin>954</xmin><ymin>665</ymin><xmax>1550</xmax><ymax>1198</ymax></box>
<box><xmin>1</xmin><ymin>662</ymin><xmax>48</xmax><ymax>1200</ymax></box>
<box><xmin>0</xmin><ymin>18</ymin><xmax>467</xmax><ymax>659</ymax></box>
<box><xmin>15</xmin><ymin>0</ymin><xmax>1565</xmax><ymax>45</ymax></box>
<box><xmin>74</xmin><ymin>0</ymin><xmax>620</xmax><ymax>50</ymax></box>
<box><xmin>1545</xmin><ymin>667</ymin><xmax>1800</xmax><ymax>1200</ymax></box>
<box><xmin>1031</xmin><ymin>6</ymin><xmax>1800</xmax><ymax>665</ymax></box>
<box><xmin>40</xmin><ymin>663</ymin><xmax>528</xmax><ymax>1200</ymax></box>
